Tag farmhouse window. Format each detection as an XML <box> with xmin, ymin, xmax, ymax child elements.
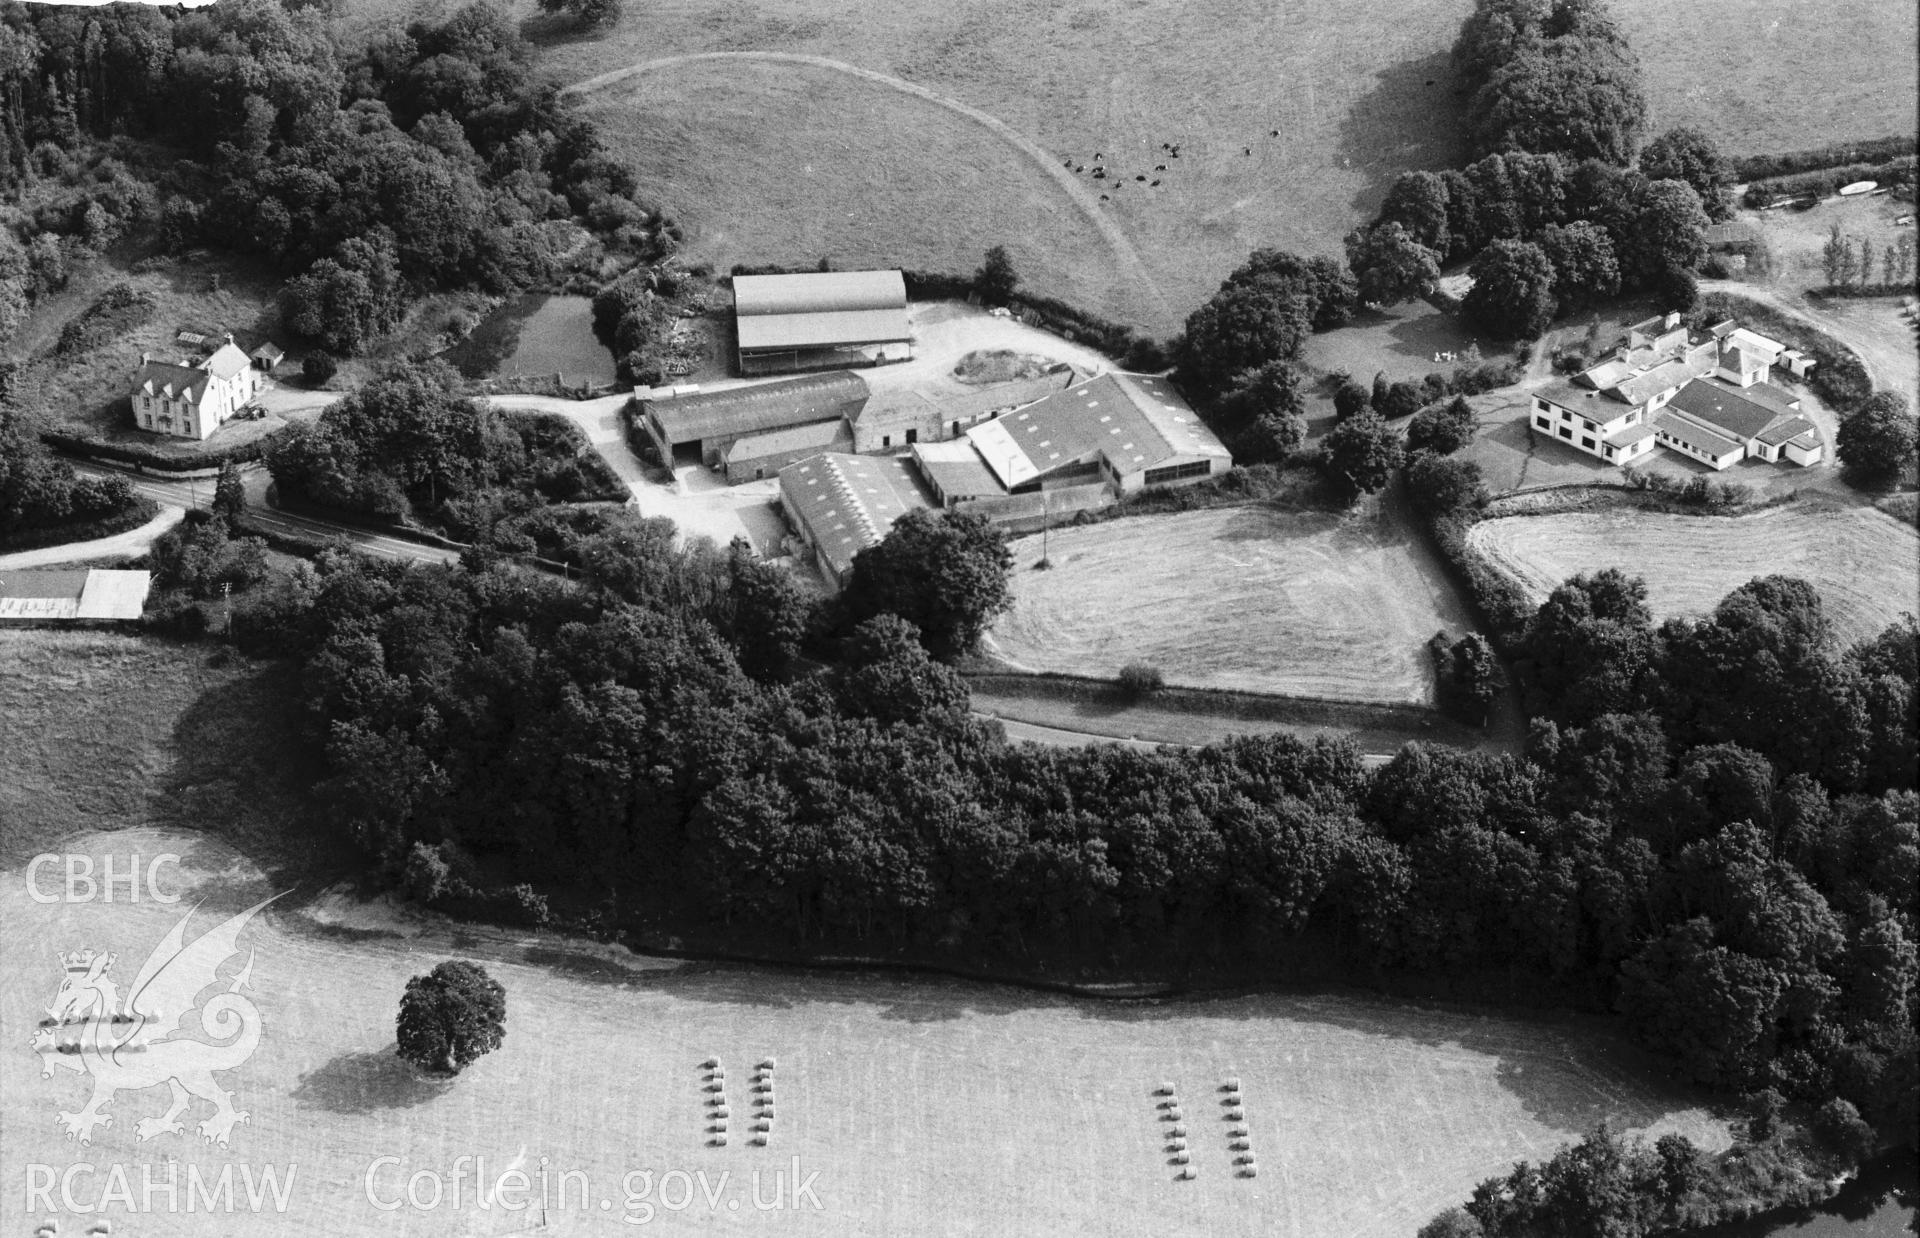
<box><xmin>882</xmin><ymin>435</ymin><xmax>891</xmax><ymax>448</ymax></box>
<box><xmin>1603</xmin><ymin>446</ymin><xmax>1614</xmax><ymax>457</ymax></box>
<box><xmin>1144</xmin><ymin>460</ymin><xmax>1212</xmax><ymax>486</ymax></box>
<box><xmin>1559</xmin><ymin>428</ymin><xmax>1572</xmax><ymax>440</ymax></box>
<box><xmin>1582</xmin><ymin>420</ymin><xmax>1596</xmax><ymax>433</ymax></box>
<box><xmin>1535</xmin><ymin>417</ymin><xmax>1550</xmax><ymax>429</ymax></box>
<box><xmin>1582</xmin><ymin>437</ymin><xmax>1595</xmax><ymax>450</ymax></box>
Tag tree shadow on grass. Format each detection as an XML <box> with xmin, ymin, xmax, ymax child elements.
<box><xmin>1334</xmin><ymin>50</ymin><xmax>1468</xmax><ymax>220</ymax></box>
<box><xmin>292</xmin><ymin>1048</ymin><xmax>452</xmax><ymax>1114</ymax></box>
<box><xmin>161</xmin><ymin>658</ymin><xmax>347</xmax><ymax>890</ymax></box>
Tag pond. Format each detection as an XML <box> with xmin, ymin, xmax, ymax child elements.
<box><xmin>441</xmin><ymin>294</ymin><xmax>617</xmax><ymax>385</ymax></box>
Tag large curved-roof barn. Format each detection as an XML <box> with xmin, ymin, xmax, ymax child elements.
<box><xmin>732</xmin><ymin>270</ymin><xmax>912</xmax><ymax>375</ymax></box>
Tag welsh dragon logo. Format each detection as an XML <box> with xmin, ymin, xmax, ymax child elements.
<box><xmin>31</xmin><ymin>895</ymin><xmax>278</xmax><ymax>1148</ymax></box>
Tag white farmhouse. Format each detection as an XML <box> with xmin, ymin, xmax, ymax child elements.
<box><xmin>131</xmin><ymin>335</ymin><xmax>259</xmax><ymax>441</ymax></box>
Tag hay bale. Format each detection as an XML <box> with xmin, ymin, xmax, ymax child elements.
<box><xmin>1164</xmin><ymin>1106</ymin><xmax>1183</xmax><ymax>1122</ymax></box>
<box><xmin>1171</xmin><ymin>1152</ymin><xmax>1190</xmax><ymax>1165</ymax></box>
<box><xmin>710</xmin><ymin>1135</ymin><xmax>728</xmax><ymax>1147</ymax></box>
<box><xmin>701</xmin><ymin>1057</ymin><xmax>720</xmax><ymax>1069</ymax></box>
<box><xmin>1231</xmin><ymin>1139</ymin><xmax>1251</xmax><ymax>1151</ymax></box>
<box><xmin>1223</xmin><ymin>1076</ymin><xmax>1241</xmax><ymax>1092</ymax></box>
<box><xmin>1168</xmin><ymin>1124</ymin><xmax>1186</xmax><ymax>1138</ymax></box>
<box><xmin>1179</xmin><ymin>1166</ymin><xmax>1197</xmax><ymax>1181</ymax></box>
<box><xmin>1240</xmin><ymin>1165</ymin><xmax>1258</xmax><ymax>1179</ymax></box>
<box><xmin>1158</xmin><ymin>1082</ymin><xmax>1176</xmax><ymax>1096</ymax></box>
<box><xmin>712</xmin><ymin>1105</ymin><xmax>730</xmax><ymax>1119</ymax></box>
<box><xmin>1235</xmin><ymin>1154</ymin><xmax>1256</xmax><ymax>1166</ymax></box>
<box><xmin>1229</xmin><ymin>1125</ymin><xmax>1248</xmax><ymax>1138</ymax></box>
<box><xmin>759</xmin><ymin>1056</ymin><xmax>777</xmax><ymax>1069</ymax></box>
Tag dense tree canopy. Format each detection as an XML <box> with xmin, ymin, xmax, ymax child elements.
<box><xmin>1454</xmin><ymin>0</ymin><xmax>1649</xmax><ymax>165</ymax></box>
<box><xmin>1638</xmin><ymin>126</ymin><xmax>1731</xmax><ymax>222</ymax></box>
<box><xmin>1179</xmin><ymin>248</ymin><xmax>1357</xmax><ymax>395</ymax></box>
<box><xmin>1464</xmin><ymin>239</ymin><xmax>1558</xmax><ymax>339</ymax></box>
<box><xmin>1835</xmin><ymin>392</ymin><xmax>1918</xmax><ymax>486</ymax></box>
<box><xmin>1344</xmin><ymin>222</ymin><xmax>1442</xmax><ymax>306</ymax></box>
<box><xmin>0</xmin><ymin>0</ymin><xmax>669</xmax><ymax>357</ymax></box>
<box><xmin>846</xmin><ymin>509</ymin><xmax>1013</xmax><ymax>660</ymax></box>
<box><xmin>1405</xmin><ymin>396</ymin><xmax>1478</xmax><ymax>456</ymax></box>
<box><xmin>1321</xmin><ymin>410</ymin><xmax>1405</xmax><ymax>495</ymax></box>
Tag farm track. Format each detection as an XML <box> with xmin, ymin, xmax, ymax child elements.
<box><xmin>562</xmin><ymin>52</ymin><xmax>1170</xmax><ymax>323</ymax></box>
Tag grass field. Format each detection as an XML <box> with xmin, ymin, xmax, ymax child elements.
<box><xmin>1467</xmin><ymin>501</ymin><xmax>1920</xmax><ymax>645</ymax></box>
<box><xmin>0</xmin><ymin>631</ymin><xmax>338</xmax><ymax>873</ymax></box>
<box><xmin>984</xmin><ymin>505</ymin><xmax>1475</xmax><ymax>705</ymax></box>
<box><xmin>0</xmin><ymin>632</ymin><xmax>1732</xmax><ymax>1236</ymax></box>
<box><xmin>2</xmin><ymin>819</ymin><xmax>1729</xmax><ymax>1236</ymax></box>
<box><xmin>489</xmin><ymin>0</ymin><xmax>1917</xmax><ymax>334</ymax></box>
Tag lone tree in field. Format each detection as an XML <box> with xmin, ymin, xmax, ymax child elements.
<box><xmin>1836</xmin><ymin>392</ymin><xmax>1919</xmax><ymax>488</ymax></box>
<box><xmin>975</xmin><ymin>246</ymin><xmax>1019</xmax><ymax>306</ymax></box>
<box><xmin>396</xmin><ymin>960</ymin><xmax>506</xmax><ymax>1077</ymax></box>
<box><xmin>846</xmin><ymin>509</ymin><xmax>1013</xmax><ymax>660</ymax></box>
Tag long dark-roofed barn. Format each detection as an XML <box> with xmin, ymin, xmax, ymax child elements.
<box><xmin>732</xmin><ymin>270</ymin><xmax>913</xmax><ymax>376</ymax></box>
<box><xmin>636</xmin><ymin>371</ymin><xmax>870</xmax><ymax>468</ymax></box>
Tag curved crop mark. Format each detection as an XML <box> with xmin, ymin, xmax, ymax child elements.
<box><xmin>562</xmin><ymin>51</ymin><xmax>1168</xmax><ymax>322</ymax></box>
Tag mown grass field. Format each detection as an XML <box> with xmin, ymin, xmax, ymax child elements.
<box><xmin>1467</xmin><ymin>501</ymin><xmax>1920</xmax><ymax>646</ymax></box>
<box><xmin>475</xmin><ymin>0</ymin><xmax>1916</xmax><ymax>334</ymax></box>
<box><xmin>985</xmin><ymin>506</ymin><xmax>1475</xmax><ymax>705</ymax></box>
<box><xmin>0</xmin><ymin>633</ymin><xmax>1730</xmax><ymax>1237</ymax></box>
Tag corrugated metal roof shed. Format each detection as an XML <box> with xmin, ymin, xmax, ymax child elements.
<box><xmin>736</xmin><ymin>308</ymin><xmax>913</xmax><ymax>352</ymax></box>
<box><xmin>641</xmin><ymin>371</ymin><xmax>869</xmax><ymax>444</ymax></box>
<box><xmin>912</xmin><ymin>440</ymin><xmax>1006</xmax><ymax>501</ymax></box>
<box><xmin>734</xmin><ymin>271</ymin><xmax>912</xmax><ymax>356</ymax></box>
<box><xmin>0</xmin><ymin>570</ymin><xmax>149</xmax><ymax>621</ymax></box>
<box><xmin>964</xmin><ymin>372</ymin><xmax>1229</xmax><ymax>490</ymax></box>
<box><xmin>779</xmin><ymin>452</ymin><xmax>933</xmax><ymax>582</ymax></box>
<box><xmin>76</xmin><ymin>571</ymin><xmax>152</xmax><ymax>619</ymax></box>
<box><xmin>734</xmin><ymin>271</ymin><xmax>906</xmax><ymax>317</ymax></box>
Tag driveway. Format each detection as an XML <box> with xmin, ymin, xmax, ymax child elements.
<box><xmin>0</xmin><ymin>505</ymin><xmax>186</xmax><ymax>570</ymax></box>
<box><xmin>486</xmin><ymin>393</ymin><xmax>789</xmax><ymax>553</ymax></box>
<box><xmin>867</xmin><ymin>301</ymin><xmax>1115</xmax><ymax>398</ymax></box>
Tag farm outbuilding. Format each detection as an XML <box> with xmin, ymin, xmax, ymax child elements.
<box><xmin>777</xmin><ymin>452</ymin><xmax>934</xmax><ymax>588</ymax></box>
<box><xmin>963</xmin><ymin>372</ymin><xmax>1232</xmax><ymax>497</ymax></box>
<box><xmin>722</xmin><ymin>418</ymin><xmax>854</xmax><ymax>483</ymax></box>
<box><xmin>636</xmin><ymin>371</ymin><xmax>870</xmax><ymax>468</ymax></box>
<box><xmin>850</xmin><ymin>368</ymin><xmax>1076</xmax><ymax>454</ymax></box>
<box><xmin>0</xmin><ymin>570</ymin><xmax>151</xmax><ymax>623</ymax></box>
<box><xmin>733</xmin><ymin>270</ymin><xmax>913</xmax><ymax>376</ymax></box>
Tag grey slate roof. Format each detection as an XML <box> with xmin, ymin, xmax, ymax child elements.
<box><xmin>641</xmin><ymin>371</ymin><xmax>870</xmax><ymax>444</ymax></box>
